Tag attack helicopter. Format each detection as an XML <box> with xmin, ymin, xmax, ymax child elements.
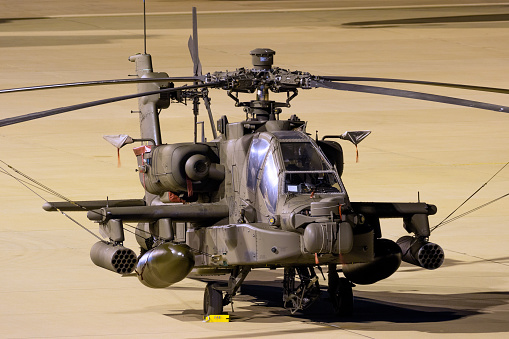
<box><xmin>1</xmin><ymin>7</ymin><xmax>508</xmax><ymax>318</ymax></box>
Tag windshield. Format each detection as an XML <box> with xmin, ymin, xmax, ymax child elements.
<box><xmin>260</xmin><ymin>152</ymin><xmax>278</xmax><ymax>213</ymax></box>
<box><xmin>285</xmin><ymin>171</ymin><xmax>339</xmax><ymax>193</ymax></box>
<box><xmin>280</xmin><ymin>142</ymin><xmax>327</xmax><ymax>171</ymax></box>
<box><xmin>246</xmin><ymin>137</ymin><xmax>270</xmax><ymax>191</ymax></box>
<box><xmin>280</xmin><ymin>141</ymin><xmax>340</xmax><ymax>194</ymax></box>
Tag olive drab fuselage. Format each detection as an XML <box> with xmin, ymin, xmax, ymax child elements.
<box><xmin>81</xmin><ymin>51</ymin><xmax>441</xmax><ymax>289</ymax></box>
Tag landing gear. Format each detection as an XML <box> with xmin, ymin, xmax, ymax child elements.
<box><xmin>202</xmin><ymin>266</ymin><xmax>251</xmax><ymax>317</ymax></box>
<box><xmin>204</xmin><ymin>282</ymin><xmax>223</xmax><ymax>316</ymax></box>
<box><xmin>283</xmin><ymin>266</ymin><xmax>321</xmax><ymax>314</ymax></box>
<box><xmin>328</xmin><ymin>264</ymin><xmax>354</xmax><ymax>316</ymax></box>
<box><xmin>202</xmin><ymin>265</ymin><xmax>354</xmax><ymax>317</ymax></box>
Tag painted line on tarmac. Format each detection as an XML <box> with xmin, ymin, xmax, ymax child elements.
<box><xmin>312</xmin><ymin>322</ymin><xmax>377</xmax><ymax>339</ymax></box>
<box><xmin>445</xmin><ymin>248</ymin><xmax>509</xmax><ymax>267</ymax></box>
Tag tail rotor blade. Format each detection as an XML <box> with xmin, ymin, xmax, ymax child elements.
<box><xmin>202</xmin><ymin>92</ymin><xmax>217</xmax><ymax>140</ymax></box>
<box><xmin>188</xmin><ymin>7</ymin><xmax>202</xmax><ymax>77</ymax></box>
<box><xmin>188</xmin><ymin>36</ymin><xmax>202</xmax><ymax>77</ymax></box>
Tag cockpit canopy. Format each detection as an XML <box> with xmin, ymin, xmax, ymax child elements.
<box><xmin>246</xmin><ymin>130</ymin><xmax>342</xmax><ymax>214</ymax></box>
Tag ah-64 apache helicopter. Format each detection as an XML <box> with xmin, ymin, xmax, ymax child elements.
<box><xmin>1</xmin><ymin>7</ymin><xmax>508</xmax><ymax>318</ymax></box>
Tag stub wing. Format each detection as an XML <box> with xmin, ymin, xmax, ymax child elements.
<box><xmin>42</xmin><ymin>199</ymin><xmax>146</xmax><ymax>212</ymax></box>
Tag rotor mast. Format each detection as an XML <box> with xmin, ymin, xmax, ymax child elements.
<box><xmin>247</xmin><ymin>48</ymin><xmax>281</xmax><ymax>121</ymax></box>
<box><xmin>251</xmin><ymin>48</ymin><xmax>273</xmax><ymax>102</ymax></box>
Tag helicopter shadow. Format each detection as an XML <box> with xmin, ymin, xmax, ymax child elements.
<box><xmin>168</xmin><ymin>275</ymin><xmax>509</xmax><ymax>334</ymax></box>
<box><xmin>229</xmin><ymin>284</ymin><xmax>509</xmax><ymax>334</ymax></box>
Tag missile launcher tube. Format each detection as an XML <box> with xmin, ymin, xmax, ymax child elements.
<box><xmin>397</xmin><ymin>236</ymin><xmax>444</xmax><ymax>270</ymax></box>
<box><xmin>90</xmin><ymin>241</ymin><xmax>137</xmax><ymax>274</ymax></box>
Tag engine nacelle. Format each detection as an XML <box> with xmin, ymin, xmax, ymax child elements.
<box><xmin>397</xmin><ymin>236</ymin><xmax>444</xmax><ymax>270</ymax></box>
<box><xmin>136</xmin><ymin>243</ymin><xmax>195</xmax><ymax>288</ymax></box>
<box><xmin>137</xmin><ymin>143</ymin><xmax>224</xmax><ymax>196</ymax></box>
<box><xmin>90</xmin><ymin>241</ymin><xmax>138</xmax><ymax>274</ymax></box>
<box><xmin>342</xmin><ymin>238</ymin><xmax>402</xmax><ymax>285</ymax></box>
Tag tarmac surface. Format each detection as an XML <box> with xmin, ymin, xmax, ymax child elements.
<box><xmin>1</xmin><ymin>1</ymin><xmax>508</xmax><ymax>338</ymax></box>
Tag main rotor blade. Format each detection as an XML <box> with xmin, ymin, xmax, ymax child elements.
<box><xmin>0</xmin><ymin>82</ymin><xmax>222</xmax><ymax>127</ymax></box>
<box><xmin>310</xmin><ymin>79</ymin><xmax>509</xmax><ymax>113</ymax></box>
<box><xmin>318</xmin><ymin>76</ymin><xmax>509</xmax><ymax>95</ymax></box>
<box><xmin>0</xmin><ymin>76</ymin><xmax>204</xmax><ymax>94</ymax></box>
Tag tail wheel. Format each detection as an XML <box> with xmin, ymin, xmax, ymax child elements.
<box><xmin>203</xmin><ymin>282</ymin><xmax>223</xmax><ymax>316</ymax></box>
<box><xmin>330</xmin><ymin>277</ymin><xmax>354</xmax><ymax>316</ymax></box>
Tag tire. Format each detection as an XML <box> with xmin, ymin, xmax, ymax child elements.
<box><xmin>203</xmin><ymin>282</ymin><xmax>223</xmax><ymax>316</ymax></box>
<box><xmin>330</xmin><ymin>277</ymin><xmax>354</xmax><ymax>316</ymax></box>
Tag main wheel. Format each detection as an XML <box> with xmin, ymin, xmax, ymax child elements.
<box><xmin>203</xmin><ymin>282</ymin><xmax>223</xmax><ymax>316</ymax></box>
<box><xmin>329</xmin><ymin>277</ymin><xmax>354</xmax><ymax>316</ymax></box>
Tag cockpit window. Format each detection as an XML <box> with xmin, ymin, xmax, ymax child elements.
<box><xmin>260</xmin><ymin>152</ymin><xmax>279</xmax><ymax>213</ymax></box>
<box><xmin>281</xmin><ymin>141</ymin><xmax>341</xmax><ymax>194</ymax></box>
<box><xmin>285</xmin><ymin>172</ymin><xmax>339</xmax><ymax>193</ymax></box>
<box><xmin>247</xmin><ymin>137</ymin><xmax>270</xmax><ymax>191</ymax></box>
<box><xmin>280</xmin><ymin>142</ymin><xmax>328</xmax><ymax>171</ymax></box>
<box><xmin>272</xmin><ymin>131</ymin><xmax>308</xmax><ymax>141</ymax></box>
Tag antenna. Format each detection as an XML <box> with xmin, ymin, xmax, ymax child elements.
<box><xmin>143</xmin><ymin>0</ymin><xmax>147</xmax><ymax>54</ymax></box>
